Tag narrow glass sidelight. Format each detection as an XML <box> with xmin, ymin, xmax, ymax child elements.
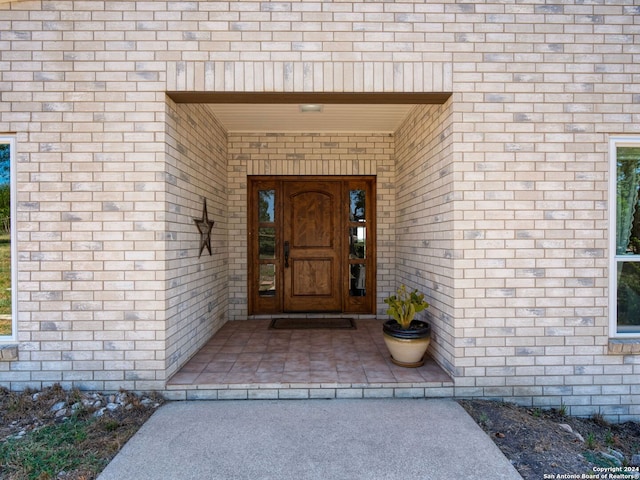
<box><xmin>348</xmin><ymin>188</ymin><xmax>367</xmax><ymax>299</ymax></box>
<box><xmin>259</xmin><ymin>264</ymin><xmax>276</xmax><ymax>297</ymax></box>
<box><xmin>350</xmin><ymin>264</ymin><xmax>366</xmax><ymax>297</ymax></box>
<box><xmin>258</xmin><ymin>227</ymin><xmax>275</xmax><ymax>259</ymax></box>
<box><xmin>259</xmin><ymin>190</ymin><xmax>275</xmax><ymax>222</ymax></box>
<box><xmin>257</xmin><ymin>189</ymin><xmax>277</xmax><ymax>300</ymax></box>
<box><xmin>349</xmin><ymin>227</ymin><xmax>366</xmax><ymax>259</ymax></box>
<box><xmin>349</xmin><ymin>189</ymin><xmax>365</xmax><ymax>222</ymax></box>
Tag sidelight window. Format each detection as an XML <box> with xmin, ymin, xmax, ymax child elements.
<box><xmin>258</xmin><ymin>190</ymin><xmax>277</xmax><ymax>298</ymax></box>
<box><xmin>348</xmin><ymin>189</ymin><xmax>367</xmax><ymax>297</ymax></box>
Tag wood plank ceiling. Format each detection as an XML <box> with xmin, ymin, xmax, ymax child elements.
<box><xmin>167</xmin><ymin>92</ymin><xmax>451</xmax><ymax>133</ymax></box>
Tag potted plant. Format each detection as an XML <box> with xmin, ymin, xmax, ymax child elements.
<box><xmin>382</xmin><ymin>285</ymin><xmax>431</xmax><ymax>367</ymax></box>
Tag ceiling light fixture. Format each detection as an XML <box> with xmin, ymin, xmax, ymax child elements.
<box><xmin>299</xmin><ymin>104</ymin><xmax>323</xmax><ymax>113</ymax></box>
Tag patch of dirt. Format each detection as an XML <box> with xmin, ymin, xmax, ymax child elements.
<box><xmin>0</xmin><ymin>384</ymin><xmax>163</xmax><ymax>480</ymax></box>
<box><xmin>2</xmin><ymin>386</ymin><xmax>640</xmax><ymax>480</ymax></box>
<box><xmin>460</xmin><ymin>399</ymin><xmax>640</xmax><ymax>479</ymax></box>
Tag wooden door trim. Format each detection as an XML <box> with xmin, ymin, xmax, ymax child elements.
<box><xmin>248</xmin><ymin>176</ymin><xmax>376</xmax><ymax>315</ymax></box>
<box><xmin>248</xmin><ymin>178</ymin><xmax>282</xmax><ymax>314</ymax></box>
<box><xmin>343</xmin><ymin>177</ymin><xmax>376</xmax><ymax>314</ymax></box>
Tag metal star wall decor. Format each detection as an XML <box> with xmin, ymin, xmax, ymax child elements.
<box><xmin>194</xmin><ymin>198</ymin><xmax>214</xmax><ymax>257</ymax></box>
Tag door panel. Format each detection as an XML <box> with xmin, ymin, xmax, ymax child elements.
<box><xmin>283</xmin><ymin>181</ymin><xmax>342</xmax><ymax>312</ymax></box>
<box><xmin>291</xmin><ymin>259</ymin><xmax>333</xmax><ymax>295</ymax></box>
<box><xmin>289</xmin><ymin>190</ymin><xmax>334</xmax><ymax>248</ymax></box>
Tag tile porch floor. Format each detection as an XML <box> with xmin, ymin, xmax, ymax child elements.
<box><xmin>166</xmin><ymin>319</ymin><xmax>454</xmax><ymax>400</ymax></box>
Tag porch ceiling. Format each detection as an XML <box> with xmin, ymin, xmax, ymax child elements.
<box><xmin>167</xmin><ymin>92</ymin><xmax>451</xmax><ymax>133</ymax></box>
<box><xmin>207</xmin><ymin>103</ymin><xmax>413</xmax><ymax>133</ymax></box>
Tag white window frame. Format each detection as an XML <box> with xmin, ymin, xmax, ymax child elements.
<box><xmin>0</xmin><ymin>136</ymin><xmax>16</xmax><ymax>343</ymax></box>
<box><xmin>609</xmin><ymin>136</ymin><xmax>640</xmax><ymax>338</ymax></box>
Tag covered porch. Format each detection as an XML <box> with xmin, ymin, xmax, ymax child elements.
<box><xmin>166</xmin><ymin>319</ymin><xmax>453</xmax><ymax>401</ymax></box>
<box><xmin>162</xmin><ymin>94</ymin><xmax>458</xmax><ymax>397</ymax></box>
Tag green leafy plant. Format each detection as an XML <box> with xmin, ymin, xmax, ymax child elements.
<box><xmin>383</xmin><ymin>284</ymin><xmax>429</xmax><ymax>329</ymax></box>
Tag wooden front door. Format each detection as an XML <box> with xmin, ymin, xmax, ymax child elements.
<box><xmin>248</xmin><ymin>176</ymin><xmax>375</xmax><ymax>315</ymax></box>
<box><xmin>283</xmin><ymin>180</ymin><xmax>342</xmax><ymax>311</ymax></box>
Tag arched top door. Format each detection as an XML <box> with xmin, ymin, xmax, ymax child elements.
<box><xmin>284</xmin><ymin>181</ymin><xmax>342</xmax><ymax>312</ymax></box>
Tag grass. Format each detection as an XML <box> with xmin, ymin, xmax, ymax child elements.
<box><xmin>0</xmin><ymin>320</ymin><xmax>10</xmax><ymax>336</ymax></box>
<box><xmin>0</xmin><ymin>415</ymin><xmax>106</xmax><ymax>480</ymax></box>
<box><xmin>0</xmin><ymin>385</ymin><xmax>163</xmax><ymax>480</ymax></box>
<box><xmin>0</xmin><ymin>233</ymin><xmax>11</xmax><ymax>335</ymax></box>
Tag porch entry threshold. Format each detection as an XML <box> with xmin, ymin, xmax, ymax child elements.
<box><xmin>166</xmin><ymin>319</ymin><xmax>454</xmax><ymax>401</ymax></box>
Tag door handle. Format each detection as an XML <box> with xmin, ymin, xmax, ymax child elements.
<box><xmin>284</xmin><ymin>241</ymin><xmax>290</xmax><ymax>268</ymax></box>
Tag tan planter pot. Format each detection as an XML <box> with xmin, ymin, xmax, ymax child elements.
<box><xmin>382</xmin><ymin>320</ymin><xmax>431</xmax><ymax>368</ymax></box>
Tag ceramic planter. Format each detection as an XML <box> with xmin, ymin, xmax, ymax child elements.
<box><xmin>382</xmin><ymin>320</ymin><xmax>431</xmax><ymax>367</ymax></box>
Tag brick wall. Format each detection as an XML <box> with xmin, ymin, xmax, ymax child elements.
<box><xmin>394</xmin><ymin>101</ymin><xmax>457</xmax><ymax>377</ymax></box>
<box><xmin>0</xmin><ymin>0</ymin><xmax>639</xmax><ymax>420</ymax></box>
<box><xmin>164</xmin><ymin>101</ymin><xmax>228</xmax><ymax>381</ymax></box>
<box><xmin>445</xmin><ymin>4</ymin><xmax>638</xmax><ymax>420</ymax></box>
<box><xmin>227</xmin><ymin>131</ymin><xmax>395</xmax><ymax>319</ymax></box>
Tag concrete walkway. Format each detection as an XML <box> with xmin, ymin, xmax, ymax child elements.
<box><xmin>98</xmin><ymin>398</ymin><xmax>523</xmax><ymax>480</ymax></box>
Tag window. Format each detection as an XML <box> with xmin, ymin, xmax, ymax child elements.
<box><xmin>348</xmin><ymin>189</ymin><xmax>366</xmax><ymax>297</ymax></box>
<box><xmin>0</xmin><ymin>136</ymin><xmax>15</xmax><ymax>342</ymax></box>
<box><xmin>610</xmin><ymin>137</ymin><xmax>640</xmax><ymax>337</ymax></box>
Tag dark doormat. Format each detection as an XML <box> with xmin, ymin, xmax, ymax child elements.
<box><xmin>269</xmin><ymin>318</ymin><xmax>356</xmax><ymax>330</ymax></box>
